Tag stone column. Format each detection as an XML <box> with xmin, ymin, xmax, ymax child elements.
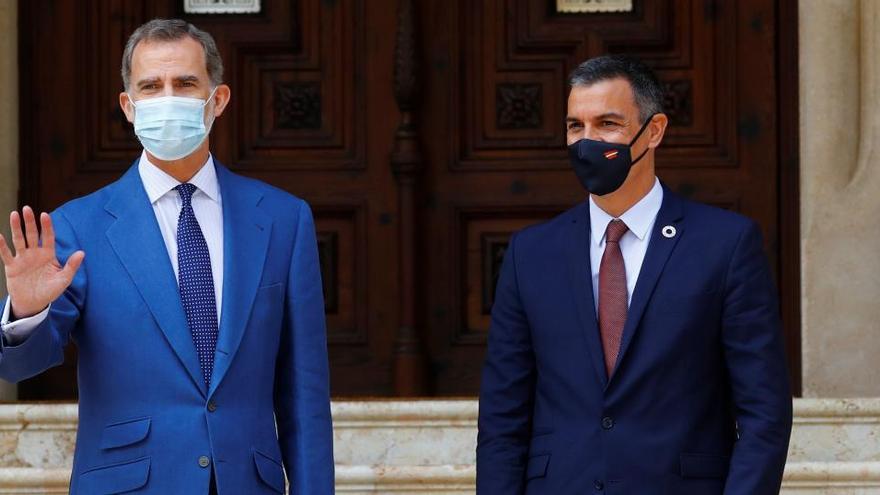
<box><xmin>0</xmin><ymin>0</ymin><xmax>18</xmax><ymax>400</ymax></box>
<box><xmin>800</xmin><ymin>0</ymin><xmax>880</xmax><ymax>396</ymax></box>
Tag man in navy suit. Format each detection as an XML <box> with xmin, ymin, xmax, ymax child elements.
<box><xmin>0</xmin><ymin>19</ymin><xmax>333</xmax><ymax>494</ymax></box>
<box><xmin>477</xmin><ymin>55</ymin><xmax>792</xmax><ymax>494</ymax></box>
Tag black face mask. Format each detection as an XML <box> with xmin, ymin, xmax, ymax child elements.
<box><xmin>568</xmin><ymin>114</ymin><xmax>655</xmax><ymax>196</ymax></box>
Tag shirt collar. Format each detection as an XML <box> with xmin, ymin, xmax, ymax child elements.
<box><xmin>137</xmin><ymin>151</ymin><xmax>220</xmax><ymax>205</ymax></box>
<box><xmin>589</xmin><ymin>177</ymin><xmax>663</xmax><ymax>246</ymax></box>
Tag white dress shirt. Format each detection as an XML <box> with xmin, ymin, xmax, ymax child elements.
<box><xmin>589</xmin><ymin>177</ymin><xmax>663</xmax><ymax>314</ymax></box>
<box><xmin>1</xmin><ymin>152</ymin><xmax>224</xmax><ymax>343</ymax></box>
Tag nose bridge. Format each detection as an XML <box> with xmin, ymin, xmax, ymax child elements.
<box><xmin>583</xmin><ymin>122</ymin><xmax>603</xmax><ymax>142</ymax></box>
<box><xmin>158</xmin><ymin>72</ymin><xmax>175</xmax><ymax>97</ymax></box>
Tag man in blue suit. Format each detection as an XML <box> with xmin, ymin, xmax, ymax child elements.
<box><xmin>0</xmin><ymin>19</ymin><xmax>333</xmax><ymax>494</ymax></box>
<box><xmin>477</xmin><ymin>55</ymin><xmax>792</xmax><ymax>494</ymax></box>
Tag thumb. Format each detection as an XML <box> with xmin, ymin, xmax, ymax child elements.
<box><xmin>61</xmin><ymin>251</ymin><xmax>85</xmax><ymax>281</ymax></box>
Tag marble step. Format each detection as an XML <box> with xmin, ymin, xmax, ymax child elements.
<box><xmin>0</xmin><ymin>399</ymin><xmax>876</xmax><ymax>493</ymax></box>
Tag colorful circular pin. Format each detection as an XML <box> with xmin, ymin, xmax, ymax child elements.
<box><xmin>661</xmin><ymin>225</ymin><xmax>677</xmax><ymax>238</ymax></box>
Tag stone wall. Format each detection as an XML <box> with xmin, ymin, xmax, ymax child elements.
<box><xmin>0</xmin><ymin>399</ymin><xmax>876</xmax><ymax>494</ymax></box>
<box><xmin>800</xmin><ymin>0</ymin><xmax>880</xmax><ymax>396</ymax></box>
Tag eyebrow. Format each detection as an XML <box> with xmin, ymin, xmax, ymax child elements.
<box><xmin>565</xmin><ymin>112</ymin><xmax>628</xmax><ymax>123</ymax></box>
<box><xmin>136</xmin><ymin>77</ymin><xmax>162</xmax><ymax>89</ymax></box>
<box><xmin>593</xmin><ymin>112</ymin><xmax>627</xmax><ymax>121</ymax></box>
<box><xmin>174</xmin><ymin>75</ymin><xmax>201</xmax><ymax>85</ymax></box>
<box><xmin>136</xmin><ymin>75</ymin><xmax>202</xmax><ymax>89</ymax></box>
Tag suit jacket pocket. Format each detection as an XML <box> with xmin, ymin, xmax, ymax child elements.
<box><xmin>253</xmin><ymin>448</ymin><xmax>285</xmax><ymax>493</ymax></box>
<box><xmin>78</xmin><ymin>456</ymin><xmax>150</xmax><ymax>494</ymax></box>
<box><xmin>100</xmin><ymin>417</ymin><xmax>151</xmax><ymax>450</ymax></box>
<box><xmin>679</xmin><ymin>453</ymin><xmax>730</xmax><ymax>479</ymax></box>
<box><xmin>526</xmin><ymin>454</ymin><xmax>550</xmax><ymax>480</ymax></box>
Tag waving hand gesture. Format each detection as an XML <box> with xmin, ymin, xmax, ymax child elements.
<box><xmin>0</xmin><ymin>207</ymin><xmax>84</xmax><ymax>319</ymax></box>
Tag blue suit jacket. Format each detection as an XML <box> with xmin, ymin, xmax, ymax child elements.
<box><xmin>477</xmin><ymin>187</ymin><xmax>792</xmax><ymax>495</ymax></box>
<box><xmin>0</xmin><ymin>160</ymin><xmax>334</xmax><ymax>494</ymax></box>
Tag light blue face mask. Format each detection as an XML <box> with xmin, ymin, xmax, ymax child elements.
<box><xmin>128</xmin><ymin>87</ymin><xmax>217</xmax><ymax>161</ymax></box>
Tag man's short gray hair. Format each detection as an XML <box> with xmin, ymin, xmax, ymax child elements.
<box><xmin>568</xmin><ymin>55</ymin><xmax>664</xmax><ymax>123</ymax></box>
<box><xmin>121</xmin><ymin>19</ymin><xmax>223</xmax><ymax>91</ymax></box>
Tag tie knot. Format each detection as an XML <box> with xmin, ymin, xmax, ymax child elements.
<box><xmin>605</xmin><ymin>219</ymin><xmax>629</xmax><ymax>243</ymax></box>
<box><xmin>176</xmin><ymin>183</ymin><xmax>197</xmax><ymax>207</ymax></box>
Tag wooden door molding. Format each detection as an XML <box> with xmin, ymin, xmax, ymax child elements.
<box><xmin>390</xmin><ymin>0</ymin><xmax>430</xmax><ymax>395</ymax></box>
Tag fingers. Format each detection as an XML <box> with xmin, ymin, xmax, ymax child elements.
<box><xmin>0</xmin><ymin>234</ymin><xmax>12</xmax><ymax>265</ymax></box>
<box><xmin>61</xmin><ymin>250</ymin><xmax>85</xmax><ymax>281</ymax></box>
<box><xmin>9</xmin><ymin>210</ymin><xmax>24</xmax><ymax>252</ymax></box>
<box><xmin>40</xmin><ymin>213</ymin><xmax>55</xmax><ymax>252</ymax></box>
<box><xmin>22</xmin><ymin>206</ymin><xmax>38</xmax><ymax>249</ymax></box>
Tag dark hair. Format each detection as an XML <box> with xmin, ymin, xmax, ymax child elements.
<box><xmin>121</xmin><ymin>19</ymin><xmax>223</xmax><ymax>91</ymax></box>
<box><xmin>568</xmin><ymin>55</ymin><xmax>664</xmax><ymax>122</ymax></box>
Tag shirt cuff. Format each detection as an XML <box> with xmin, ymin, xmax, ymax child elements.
<box><xmin>1</xmin><ymin>299</ymin><xmax>50</xmax><ymax>346</ymax></box>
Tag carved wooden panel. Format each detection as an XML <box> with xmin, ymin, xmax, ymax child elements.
<box><xmin>79</xmin><ymin>1</ymin><xmax>150</xmax><ymax>173</ymax></box>
<box><xmin>456</xmin><ymin>0</ymin><xmax>737</xmax><ymax>171</ymax></box>
<box><xmin>495</xmin><ymin>83</ymin><xmax>543</xmax><ymax>130</ymax></box>
<box><xmin>314</xmin><ymin>204</ymin><xmax>368</xmax><ymax>345</ymax></box>
<box><xmin>274</xmin><ymin>82</ymin><xmax>323</xmax><ymax>130</ymax></box>
<box><xmin>454</xmin><ymin>208</ymin><xmax>564</xmax><ymax>345</ymax></box>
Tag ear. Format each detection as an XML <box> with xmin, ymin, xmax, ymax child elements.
<box><xmin>119</xmin><ymin>92</ymin><xmax>135</xmax><ymax>124</ymax></box>
<box><xmin>646</xmin><ymin>113</ymin><xmax>669</xmax><ymax>149</ymax></box>
<box><xmin>210</xmin><ymin>84</ymin><xmax>232</xmax><ymax>118</ymax></box>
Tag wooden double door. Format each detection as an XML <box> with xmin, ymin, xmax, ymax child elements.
<box><xmin>17</xmin><ymin>0</ymin><xmax>800</xmax><ymax>399</ymax></box>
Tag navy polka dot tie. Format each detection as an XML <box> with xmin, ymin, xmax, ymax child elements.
<box><xmin>176</xmin><ymin>183</ymin><xmax>218</xmax><ymax>387</ymax></box>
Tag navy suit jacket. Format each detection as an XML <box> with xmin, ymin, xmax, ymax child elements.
<box><xmin>0</xmin><ymin>160</ymin><xmax>334</xmax><ymax>494</ymax></box>
<box><xmin>477</xmin><ymin>187</ymin><xmax>792</xmax><ymax>495</ymax></box>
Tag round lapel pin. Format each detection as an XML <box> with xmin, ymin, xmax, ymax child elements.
<box><xmin>661</xmin><ymin>225</ymin><xmax>677</xmax><ymax>238</ymax></box>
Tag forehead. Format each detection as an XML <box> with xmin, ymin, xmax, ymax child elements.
<box><xmin>130</xmin><ymin>36</ymin><xmax>207</xmax><ymax>77</ymax></box>
<box><xmin>567</xmin><ymin>77</ymin><xmax>638</xmax><ymax>118</ymax></box>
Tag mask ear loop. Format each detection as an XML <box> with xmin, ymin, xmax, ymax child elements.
<box><xmin>203</xmin><ymin>86</ymin><xmax>220</xmax><ymax>135</ymax></box>
<box><xmin>202</xmin><ymin>86</ymin><xmax>219</xmax><ymax>108</ymax></box>
<box><xmin>126</xmin><ymin>93</ymin><xmax>138</xmax><ymax>109</ymax></box>
<box><xmin>628</xmin><ymin>113</ymin><xmax>657</xmax><ymax>166</ymax></box>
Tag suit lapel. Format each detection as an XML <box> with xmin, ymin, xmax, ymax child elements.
<box><xmin>565</xmin><ymin>202</ymin><xmax>609</xmax><ymax>389</ymax></box>
<box><xmin>104</xmin><ymin>162</ymin><xmax>207</xmax><ymax>396</ymax></box>
<box><xmin>611</xmin><ymin>186</ymin><xmax>684</xmax><ymax>381</ymax></box>
<box><xmin>209</xmin><ymin>163</ymin><xmax>271</xmax><ymax>397</ymax></box>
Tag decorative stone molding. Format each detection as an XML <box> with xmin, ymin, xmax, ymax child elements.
<box><xmin>0</xmin><ymin>400</ymin><xmax>877</xmax><ymax>493</ymax></box>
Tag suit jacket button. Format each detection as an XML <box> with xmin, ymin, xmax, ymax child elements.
<box><xmin>594</xmin><ymin>480</ymin><xmax>604</xmax><ymax>490</ymax></box>
<box><xmin>207</xmin><ymin>401</ymin><xmax>217</xmax><ymax>412</ymax></box>
<box><xmin>601</xmin><ymin>416</ymin><xmax>614</xmax><ymax>430</ymax></box>
<box><xmin>198</xmin><ymin>455</ymin><xmax>211</xmax><ymax>468</ymax></box>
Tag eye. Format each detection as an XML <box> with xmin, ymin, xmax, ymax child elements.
<box><xmin>567</xmin><ymin>122</ymin><xmax>583</xmax><ymax>130</ymax></box>
<box><xmin>601</xmin><ymin>120</ymin><xmax>618</xmax><ymax>127</ymax></box>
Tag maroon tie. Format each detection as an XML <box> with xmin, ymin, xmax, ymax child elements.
<box><xmin>598</xmin><ymin>219</ymin><xmax>629</xmax><ymax>377</ymax></box>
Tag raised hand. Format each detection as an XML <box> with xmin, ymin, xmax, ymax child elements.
<box><xmin>0</xmin><ymin>207</ymin><xmax>85</xmax><ymax>319</ymax></box>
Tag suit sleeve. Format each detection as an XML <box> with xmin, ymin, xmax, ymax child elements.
<box><xmin>476</xmin><ymin>233</ymin><xmax>535</xmax><ymax>495</ymax></box>
<box><xmin>721</xmin><ymin>221</ymin><xmax>793</xmax><ymax>495</ymax></box>
<box><xmin>273</xmin><ymin>200</ymin><xmax>335</xmax><ymax>495</ymax></box>
<box><xmin>0</xmin><ymin>211</ymin><xmax>84</xmax><ymax>382</ymax></box>
<box><xmin>1</xmin><ymin>301</ymin><xmax>50</xmax><ymax>345</ymax></box>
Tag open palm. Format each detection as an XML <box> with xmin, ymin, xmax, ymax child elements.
<box><xmin>0</xmin><ymin>207</ymin><xmax>84</xmax><ymax>319</ymax></box>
